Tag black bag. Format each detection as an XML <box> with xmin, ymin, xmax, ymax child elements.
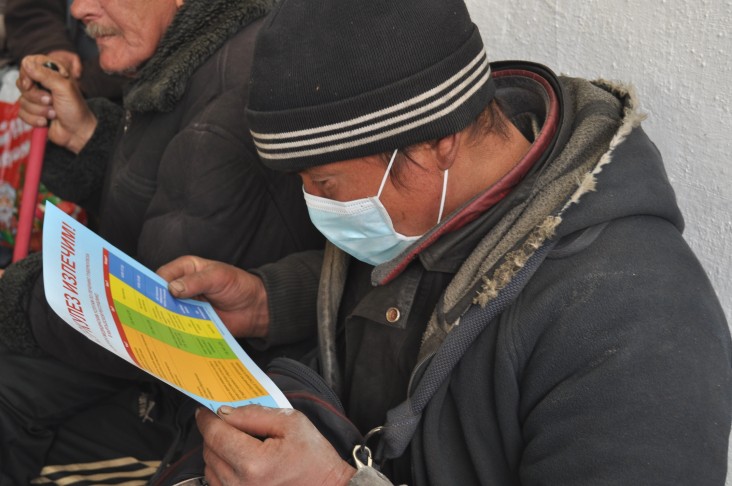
<box><xmin>150</xmin><ymin>357</ymin><xmax>363</xmax><ymax>485</ymax></box>
<box><xmin>266</xmin><ymin>356</ymin><xmax>363</xmax><ymax>460</ymax></box>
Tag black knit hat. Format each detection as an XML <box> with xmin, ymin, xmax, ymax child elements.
<box><xmin>246</xmin><ymin>0</ymin><xmax>495</xmax><ymax>172</ymax></box>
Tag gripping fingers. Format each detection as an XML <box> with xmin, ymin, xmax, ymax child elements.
<box><xmin>17</xmin><ymin>57</ymin><xmax>60</xmax><ymax>127</ymax></box>
<box><xmin>17</xmin><ymin>95</ymin><xmax>52</xmax><ymax>127</ymax></box>
<box><xmin>201</xmin><ymin>449</ymin><xmax>231</xmax><ymax>486</ymax></box>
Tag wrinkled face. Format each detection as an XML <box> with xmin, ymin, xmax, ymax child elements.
<box><xmin>70</xmin><ymin>0</ymin><xmax>181</xmax><ymax>75</ymax></box>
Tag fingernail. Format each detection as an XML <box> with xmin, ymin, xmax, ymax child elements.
<box><xmin>41</xmin><ymin>95</ymin><xmax>51</xmax><ymax>104</ymax></box>
<box><xmin>218</xmin><ymin>405</ymin><xmax>234</xmax><ymax>416</ymax></box>
<box><xmin>48</xmin><ymin>109</ymin><xmax>56</xmax><ymax>119</ymax></box>
<box><xmin>169</xmin><ymin>280</ymin><xmax>184</xmax><ymax>294</ymax></box>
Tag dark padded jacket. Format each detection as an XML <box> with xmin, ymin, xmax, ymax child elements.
<box><xmin>253</xmin><ymin>63</ymin><xmax>732</xmax><ymax>485</ymax></box>
<box><xmin>0</xmin><ymin>0</ymin><xmax>323</xmax><ymax>376</ymax></box>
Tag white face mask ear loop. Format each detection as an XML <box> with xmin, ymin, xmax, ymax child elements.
<box><xmin>437</xmin><ymin>169</ymin><xmax>448</xmax><ymax>224</ymax></box>
<box><xmin>377</xmin><ymin>149</ymin><xmax>399</xmax><ymax>199</ymax></box>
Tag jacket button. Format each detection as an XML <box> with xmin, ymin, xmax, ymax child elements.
<box><xmin>386</xmin><ymin>307</ymin><xmax>401</xmax><ymax>323</ymax></box>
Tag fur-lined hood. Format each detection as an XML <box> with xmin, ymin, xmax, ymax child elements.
<box><xmin>124</xmin><ymin>0</ymin><xmax>274</xmax><ymax>113</ymax></box>
<box><xmin>413</xmin><ymin>66</ymin><xmax>683</xmax><ymax>358</ymax></box>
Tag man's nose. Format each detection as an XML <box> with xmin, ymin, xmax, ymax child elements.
<box><xmin>69</xmin><ymin>0</ymin><xmax>98</xmax><ymax>22</ymax></box>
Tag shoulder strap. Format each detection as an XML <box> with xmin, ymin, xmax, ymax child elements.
<box><xmin>317</xmin><ymin>242</ymin><xmax>351</xmax><ymax>396</ymax></box>
<box><xmin>377</xmin><ymin>239</ymin><xmax>557</xmax><ymax>460</ymax></box>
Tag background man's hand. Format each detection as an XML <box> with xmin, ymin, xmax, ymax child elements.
<box><xmin>16</xmin><ymin>54</ymin><xmax>97</xmax><ymax>154</ymax></box>
<box><xmin>197</xmin><ymin>405</ymin><xmax>355</xmax><ymax>486</ymax></box>
<box><xmin>157</xmin><ymin>256</ymin><xmax>270</xmax><ymax>339</ymax></box>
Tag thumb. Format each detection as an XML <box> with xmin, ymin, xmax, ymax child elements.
<box><xmin>157</xmin><ymin>255</ymin><xmax>211</xmax><ymax>298</ymax></box>
<box><xmin>217</xmin><ymin>404</ymin><xmax>299</xmax><ymax>438</ymax></box>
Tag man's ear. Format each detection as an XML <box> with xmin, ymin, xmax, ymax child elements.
<box><xmin>433</xmin><ymin>132</ymin><xmax>461</xmax><ymax>171</ymax></box>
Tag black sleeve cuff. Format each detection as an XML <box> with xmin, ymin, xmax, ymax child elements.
<box><xmin>0</xmin><ymin>252</ymin><xmax>44</xmax><ymax>355</ymax></box>
<box><xmin>42</xmin><ymin>98</ymin><xmax>123</xmax><ymax>210</ymax></box>
<box><xmin>249</xmin><ymin>250</ymin><xmax>323</xmax><ymax>348</ymax></box>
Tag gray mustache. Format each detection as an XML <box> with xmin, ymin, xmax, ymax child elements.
<box><xmin>85</xmin><ymin>23</ymin><xmax>121</xmax><ymax>38</ymax></box>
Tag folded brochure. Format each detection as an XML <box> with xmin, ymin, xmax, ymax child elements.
<box><xmin>42</xmin><ymin>202</ymin><xmax>290</xmax><ymax>411</ymax></box>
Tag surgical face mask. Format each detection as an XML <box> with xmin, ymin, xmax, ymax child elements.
<box><xmin>304</xmin><ymin>149</ymin><xmax>448</xmax><ymax>266</ymax></box>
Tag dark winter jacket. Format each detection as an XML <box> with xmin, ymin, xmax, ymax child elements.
<box><xmin>253</xmin><ymin>62</ymin><xmax>732</xmax><ymax>485</ymax></box>
<box><xmin>4</xmin><ymin>0</ymin><xmax>126</xmax><ymax>99</ymax></box>
<box><xmin>0</xmin><ymin>0</ymin><xmax>323</xmax><ymax>376</ymax></box>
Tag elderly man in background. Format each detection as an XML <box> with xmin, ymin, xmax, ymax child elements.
<box><xmin>0</xmin><ymin>0</ymin><xmax>322</xmax><ymax>484</ymax></box>
<box><xmin>159</xmin><ymin>0</ymin><xmax>732</xmax><ymax>484</ymax></box>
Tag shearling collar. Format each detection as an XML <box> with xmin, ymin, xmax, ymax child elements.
<box><xmin>124</xmin><ymin>0</ymin><xmax>274</xmax><ymax>113</ymax></box>
<box><xmin>416</xmin><ymin>69</ymin><xmax>645</xmax><ymax>359</ymax></box>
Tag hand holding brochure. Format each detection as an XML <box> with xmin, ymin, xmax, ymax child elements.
<box><xmin>42</xmin><ymin>202</ymin><xmax>290</xmax><ymax>411</ymax></box>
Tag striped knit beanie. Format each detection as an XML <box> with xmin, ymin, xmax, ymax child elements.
<box><xmin>246</xmin><ymin>0</ymin><xmax>495</xmax><ymax>172</ymax></box>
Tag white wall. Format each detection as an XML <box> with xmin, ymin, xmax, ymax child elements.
<box><xmin>466</xmin><ymin>0</ymin><xmax>731</xmax><ymax>326</ymax></box>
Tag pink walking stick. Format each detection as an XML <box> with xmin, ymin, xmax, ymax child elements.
<box><xmin>12</xmin><ymin>61</ymin><xmax>59</xmax><ymax>263</ymax></box>
<box><xmin>12</xmin><ymin>127</ymin><xmax>48</xmax><ymax>262</ymax></box>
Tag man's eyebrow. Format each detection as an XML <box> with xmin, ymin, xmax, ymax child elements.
<box><xmin>302</xmin><ymin>167</ymin><xmax>336</xmax><ymax>178</ymax></box>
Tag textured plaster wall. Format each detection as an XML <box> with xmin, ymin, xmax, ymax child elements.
<box><xmin>465</xmin><ymin>0</ymin><xmax>732</xmax><ymax>326</ymax></box>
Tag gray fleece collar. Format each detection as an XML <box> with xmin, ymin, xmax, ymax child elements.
<box><xmin>124</xmin><ymin>0</ymin><xmax>274</xmax><ymax>113</ymax></box>
<box><xmin>417</xmin><ymin>75</ymin><xmax>644</xmax><ymax>360</ymax></box>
